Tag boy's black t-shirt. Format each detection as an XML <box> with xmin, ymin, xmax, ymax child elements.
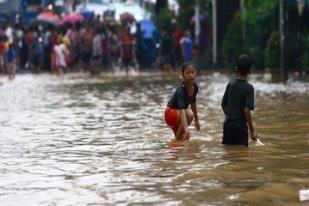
<box><xmin>167</xmin><ymin>82</ymin><xmax>198</xmax><ymax>109</ymax></box>
<box><xmin>222</xmin><ymin>79</ymin><xmax>254</xmax><ymax>122</ymax></box>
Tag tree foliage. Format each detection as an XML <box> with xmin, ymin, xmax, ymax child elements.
<box><xmin>265</xmin><ymin>31</ymin><xmax>280</xmax><ymax>70</ymax></box>
<box><xmin>243</xmin><ymin>0</ymin><xmax>280</xmax><ymax>69</ymax></box>
<box><xmin>222</xmin><ymin>12</ymin><xmax>246</xmax><ymax>69</ymax></box>
<box><xmin>301</xmin><ymin>33</ymin><xmax>309</xmax><ymax>73</ymax></box>
<box><xmin>244</xmin><ymin>0</ymin><xmax>280</xmax><ymax>25</ymax></box>
<box><xmin>176</xmin><ymin>0</ymin><xmax>210</xmax><ymax>30</ymax></box>
<box><xmin>155</xmin><ymin>0</ymin><xmax>168</xmax><ymax>15</ymax></box>
<box><xmin>222</xmin><ymin>0</ymin><xmax>279</xmax><ymax>69</ymax></box>
<box><xmin>155</xmin><ymin>7</ymin><xmax>173</xmax><ymax>31</ymax></box>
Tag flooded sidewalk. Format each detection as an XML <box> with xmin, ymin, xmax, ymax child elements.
<box><xmin>0</xmin><ymin>72</ymin><xmax>308</xmax><ymax>205</ymax></box>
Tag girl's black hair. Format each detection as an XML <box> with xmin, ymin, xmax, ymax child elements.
<box><xmin>181</xmin><ymin>61</ymin><xmax>197</xmax><ymax>73</ymax></box>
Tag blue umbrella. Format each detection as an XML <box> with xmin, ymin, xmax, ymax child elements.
<box><xmin>0</xmin><ymin>16</ymin><xmax>6</xmax><ymax>24</ymax></box>
<box><xmin>80</xmin><ymin>10</ymin><xmax>95</xmax><ymax>19</ymax></box>
<box><xmin>139</xmin><ymin>19</ymin><xmax>156</xmax><ymax>39</ymax></box>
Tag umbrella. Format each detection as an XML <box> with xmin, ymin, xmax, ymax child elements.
<box><xmin>29</xmin><ymin>19</ymin><xmax>58</xmax><ymax>29</ymax></box>
<box><xmin>80</xmin><ymin>10</ymin><xmax>95</xmax><ymax>19</ymax></box>
<box><xmin>120</xmin><ymin>12</ymin><xmax>135</xmax><ymax>23</ymax></box>
<box><xmin>63</xmin><ymin>13</ymin><xmax>84</xmax><ymax>23</ymax></box>
<box><xmin>36</xmin><ymin>11</ymin><xmax>62</xmax><ymax>25</ymax></box>
<box><xmin>140</xmin><ymin>20</ymin><xmax>156</xmax><ymax>39</ymax></box>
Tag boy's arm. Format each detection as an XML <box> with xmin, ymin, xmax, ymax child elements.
<box><xmin>221</xmin><ymin>83</ymin><xmax>229</xmax><ymax>116</ymax></box>
<box><xmin>244</xmin><ymin>107</ymin><xmax>257</xmax><ymax>141</ymax></box>
<box><xmin>190</xmin><ymin>103</ymin><xmax>200</xmax><ymax>131</ymax></box>
<box><xmin>221</xmin><ymin>101</ymin><xmax>228</xmax><ymax>117</ymax></box>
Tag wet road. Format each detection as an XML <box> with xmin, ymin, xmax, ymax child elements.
<box><xmin>0</xmin><ymin>72</ymin><xmax>308</xmax><ymax>205</ymax></box>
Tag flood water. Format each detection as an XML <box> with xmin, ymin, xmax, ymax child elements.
<box><xmin>0</xmin><ymin>72</ymin><xmax>308</xmax><ymax>206</ymax></box>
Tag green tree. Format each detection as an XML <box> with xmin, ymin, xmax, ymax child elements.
<box><xmin>176</xmin><ymin>0</ymin><xmax>195</xmax><ymax>30</ymax></box>
<box><xmin>176</xmin><ymin>0</ymin><xmax>210</xmax><ymax>30</ymax></box>
<box><xmin>265</xmin><ymin>31</ymin><xmax>280</xmax><ymax>71</ymax></box>
<box><xmin>155</xmin><ymin>0</ymin><xmax>168</xmax><ymax>15</ymax></box>
<box><xmin>301</xmin><ymin>33</ymin><xmax>309</xmax><ymax>73</ymax></box>
<box><xmin>155</xmin><ymin>8</ymin><xmax>173</xmax><ymax>31</ymax></box>
<box><xmin>243</xmin><ymin>0</ymin><xmax>280</xmax><ymax>70</ymax></box>
<box><xmin>222</xmin><ymin>12</ymin><xmax>247</xmax><ymax>69</ymax></box>
<box><xmin>244</xmin><ymin>0</ymin><xmax>280</xmax><ymax>25</ymax></box>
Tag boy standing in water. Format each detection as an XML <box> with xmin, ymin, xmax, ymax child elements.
<box><xmin>165</xmin><ymin>62</ymin><xmax>200</xmax><ymax>141</ymax></box>
<box><xmin>221</xmin><ymin>54</ymin><xmax>257</xmax><ymax>146</ymax></box>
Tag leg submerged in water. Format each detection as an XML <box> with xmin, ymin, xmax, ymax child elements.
<box><xmin>175</xmin><ymin>109</ymin><xmax>193</xmax><ymax>141</ymax></box>
<box><xmin>165</xmin><ymin>108</ymin><xmax>194</xmax><ymax>141</ymax></box>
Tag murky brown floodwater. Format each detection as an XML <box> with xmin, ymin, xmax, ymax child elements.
<box><xmin>0</xmin><ymin>72</ymin><xmax>308</xmax><ymax>206</ymax></box>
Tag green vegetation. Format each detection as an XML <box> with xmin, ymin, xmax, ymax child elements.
<box><xmin>301</xmin><ymin>33</ymin><xmax>309</xmax><ymax>73</ymax></box>
<box><xmin>222</xmin><ymin>0</ymin><xmax>280</xmax><ymax>70</ymax></box>
<box><xmin>244</xmin><ymin>0</ymin><xmax>279</xmax><ymax>70</ymax></box>
<box><xmin>265</xmin><ymin>31</ymin><xmax>280</xmax><ymax>71</ymax></box>
<box><xmin>176</xmin><ymin>0</ymin><xmax>195</xmax><ymax>30</ymax></box>
<box><xmin>176</xmin><ymin>0</ymin><xmax>210</xmax><ymax>31</ymax></box>
<box><xmin>222</xmin><ymin>12</ymin><xmax>246</xmax><ymax>69</ymax></box>
<box><xmin>155</xmin><ymin>8</ymin><xmax>173</xmax><ymax>32</ymax></box>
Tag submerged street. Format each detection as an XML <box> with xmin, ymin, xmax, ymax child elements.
<box><xmin>0</xmin><ymin>72</ymin><xmax>308</xmax><ymax>205</ymax></box>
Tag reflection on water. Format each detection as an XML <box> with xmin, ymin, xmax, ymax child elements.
<box><xmin>0</xmin><ymin>73</ymin><xmax>308</xmax><ymax>205</ymax></box>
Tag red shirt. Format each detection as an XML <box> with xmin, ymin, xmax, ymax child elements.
<box><xmin>120</xmin><ymin>32</ymin><xmax>134</xmax><ymax>59</ymax></box>
<box><xmin>0</xmin><ymin>41</ymin><xmax>4</xmax><ymax>55</ymax></box>
<box><xmin>173</xmin><ymin>27</ymin><xmax>184</xmax><ymax>49</ymax></box>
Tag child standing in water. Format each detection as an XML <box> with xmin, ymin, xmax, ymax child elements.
<box><xmin>6</xmin><ymin>43</ymin><xmax>16</xmax><ymax>80</ymax></box>
<box><xmin>165</xmin><ymin>62</ymin><xmax>200</xmax><ymax>141</ymax></box>
<box><xmin>221</xmin><ymin>54</ymin><xmax>257</xmax><ymax>147</ymax></box>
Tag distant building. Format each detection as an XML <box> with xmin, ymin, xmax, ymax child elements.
<box><xmin>0</xmin><ymin>0</ymin><xmax>47</xmax><ymax>24</ymax></box>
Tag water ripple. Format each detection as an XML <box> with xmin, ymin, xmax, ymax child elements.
<box><xmin>0</xmin><ymin>73</ymin><xmax>308</xmax><ymax>205</ymax></box>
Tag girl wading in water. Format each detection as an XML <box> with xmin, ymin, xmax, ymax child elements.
<box><xmin>164</xmin><ymin>62</ymin><xmax>200</xmax><ymax>141</ymax></box>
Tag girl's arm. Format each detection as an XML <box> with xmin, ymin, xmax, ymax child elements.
<box><xmin>190</xmin><ymin>103</ymin><xmax>200</xmax><ymax>131</ymax></box>
<box><xmin>244</xmin><ymin>107</ymin><xmax>257</xmax><ymax>141</ymax></box>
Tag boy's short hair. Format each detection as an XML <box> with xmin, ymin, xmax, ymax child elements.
<box><xmin>236</xmin><ymin>54</ymin><xmax>252</xmax><ymax>75</ymax></box>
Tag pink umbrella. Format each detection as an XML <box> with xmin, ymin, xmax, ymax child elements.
<box><xmin>37</xmin><ymin>11</ymin><xmax>62</xmax><ymax>25</ymax></box>
<box><xmin>63</xmin><ymin>13</ymin><xmax>84</xmax><ymax>23</ymax></box>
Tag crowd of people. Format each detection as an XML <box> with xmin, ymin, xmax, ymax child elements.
<box><xmin>0</xmin><ymin>15</ymin><xmax>195</xmax><ymax>79</ymax></box>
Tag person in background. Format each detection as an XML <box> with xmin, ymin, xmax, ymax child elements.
<box><xmin>54</xmin><ymin>38</ymin><xmax>69</xmax><ymax>75</ymax></box>
<box><xmin>0</xmin><ymin>36</ymin><xmax>5</xmax><ymax>73</ymax></box>
<box><xmin>172</xmin><ymin>23</ymin><xmax>184</xmax><ymax>68</ymax></box>
<box><xmin>159</xmin><ymin>29</ymin><xmax>173</xmax><ymax>72</ymax></box>
<box><xmin>30</xmin><ymin>30</ymin><xmax>43</xmax><ymax>74</ymax></box>
<box><xmin>120</xmin><ymin>25</ymin><xmax>136</xmax><ymax>75</ymax></box>
<box><xmin>15</xmin><ymin>24</ymin><xmax>25</xmax><ymax>71</ymax></box>
<box><xmin>134</xmin><ymin>22</ymin><xmax>145</xmax><ymax>69</ymax></box>
<box><xmin>108</xmin><ymin>28</ymin><xmax>119</xmax><ymax>72</ymax></box>
<box><xmin>179</xmin><ymin>30</ymin><xmax>193</xmax><ymax>62</ymax></box>
<box><xmin>6</xmin><ymin>42</ymin><xmax>16</xmax><ymax>79</ymax></box>
<box><xmin>66</xmin><ymin>24</ymin><xmax>80</xmax><ymax>71</ymax></box>
<box><xmin>90</xmin><ymin>28</ymin><xmax>102</xmax><ymax>75</ymax></box>
<box><xmin>80</xmin><ymin>26</ymin><xmax>93</xmax><ymax>72</ymax></box>
<box><xmin>100</xmin><ymin>26</ymin><xmax>109</xmax><ymax>71</ymax></box>
<box><xmin>221</xmin><ymin>54</ymin><xmax>257</xmax><ymax>147</ymax></box>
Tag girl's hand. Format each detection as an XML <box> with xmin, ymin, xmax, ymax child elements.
<box><xmin>184</xmin><ymin>129</ymin><xmax>190</xmax><ymax>140</ymax></box>
<box><xmin>195</xmin><ymin>119</ymin><xmax>200</xmax><ymax>131</ymax></box>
